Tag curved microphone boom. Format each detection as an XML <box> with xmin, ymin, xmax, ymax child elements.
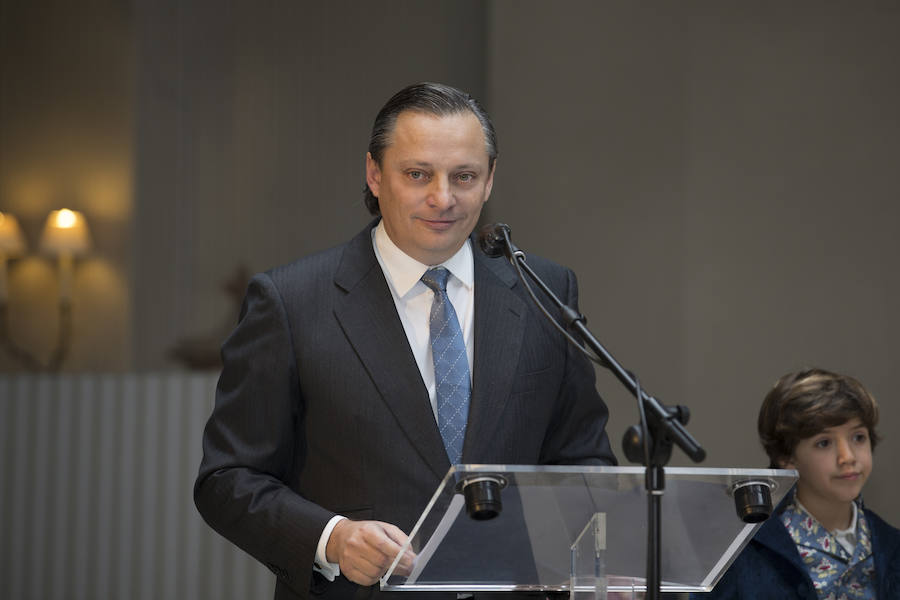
<box><xmin>476</xmin><ymin>220</ymin><xmax>705</xmax><ymax>600</ymax></box>
<box><xmin>476</xmin><ymin>221</ymin><xmax>705</xmax><ymax>463</ymax></box>
<box><xmin>477</xmin><ymin>222</ymin><xmax>598</xmax><ymax>362</ymax></box>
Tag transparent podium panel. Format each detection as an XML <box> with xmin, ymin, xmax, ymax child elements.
<box><xmin>381</xmin><ymin>465</ymin><xmax>797</xmax><ymax>594</ymax></box>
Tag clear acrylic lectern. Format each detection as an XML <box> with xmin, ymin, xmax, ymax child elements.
<box><xmin>381</xmin><ymin>465</ymin><xmax>797</xmax><ymax>597</ymax></box>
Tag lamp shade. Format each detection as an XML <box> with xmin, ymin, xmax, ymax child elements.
<box><xmin>0</xmin><ymin>211</ymin><xmax>27</xmax><ymax>256</ymax></box>
<box><xmin>40</xmin><ymin>208</ymin><xmax>92</xmax><ymax>256</ymax></box>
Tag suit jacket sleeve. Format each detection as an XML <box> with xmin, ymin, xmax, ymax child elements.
<box><xmin>194</xmin><ymin>272</ymin><xmax>331</xmax><ymax>595</ymax></box>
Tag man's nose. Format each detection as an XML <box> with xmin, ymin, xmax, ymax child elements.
<box><xmin>427</xmin><ymin>177</ymin><xmax>454</xmax><ymax>208</ymax></box>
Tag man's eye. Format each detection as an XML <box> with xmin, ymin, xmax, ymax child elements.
<box><xmin>456</xmin><ymin>173</ymin><xmax>474</xmax><ymax>183</ymax></box>
<box><xmin>853</xmin><ymin>432</ymin><xmax>868</xmax><ymax>443</ymax></box>
<box><xmin>408</xmin><ymin>171</ymin><xmax>425</xmax><ymax>180</ymax></box>
<box><xmin>815</xmin><ymin>439</ymin><xmax>831</xmax><ymax>449</ymax></box>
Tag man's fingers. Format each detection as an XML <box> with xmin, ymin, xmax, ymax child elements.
<box><xmin>338</xmin><ymin>545</ymin><xmax>385</xmax><ymax>586</ymax></box>
<box><xmin>341</xmin><ymin>563</ymin><xmax>382</xmax><ymax>586</ymax></box>
<box><xmin>329</xmin><ymin>520</ymin><xmax>414</xmax><ymax>586</ymax></box>
<box><xmin>380</xmin><ymin>522</ymin><xmax>410</xmax><ymax>546</ymax></box>
<box><xmin>392</xmin><ymin>552</ymin><xmax>415</xmax><ymax>577</ymax></box>
<box><xmin>365</xmin><ymin>523</ymin><xmax>406</xmax><ymax>559</ymax></box>
<box><xmin>378</xmin><ymin>522</ymin><xmax>417</xmax><ymax>575</ymax></box>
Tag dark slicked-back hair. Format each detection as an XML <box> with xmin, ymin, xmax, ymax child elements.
<box><xmin>758</xmin><ymin>367</ymin><xmax>880</xmax><ymax>468</ymax></box>
<box><xmin>363</xmin><ymin>82</ymin><xmax>498</xmax><ymax>215</ymax></box>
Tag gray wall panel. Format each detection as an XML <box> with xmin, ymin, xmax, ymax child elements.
<box><xmin>0</xmin><ymin>373</ymin><xmax>274</xmax><ymax>600</ymax></box>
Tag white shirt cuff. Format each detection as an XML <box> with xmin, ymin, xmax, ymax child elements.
<box><xmin>313</xmin><ymin>515</ymin><xmax>347</xmax><ymax>581</ymax></box>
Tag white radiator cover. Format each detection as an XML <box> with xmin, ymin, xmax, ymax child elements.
<box><xmin>0</xmin><ymin>373</ymin><xmax>275</xmax><ymax>600</ymax></box>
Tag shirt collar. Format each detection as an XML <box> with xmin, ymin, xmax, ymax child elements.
<box><xmin>832</xmin><ymin>499</ymin><xmax>859</xmax><ymax>537</ymax></box>
<box><xmin>373</xmin><ymin>219</ymin><xmax>474</xmax><ymax>297</ymax></box>
<box><xmin>791</xmin><ymin>492</ymin><xmax>860</xmax><ymax>535</ymax></box>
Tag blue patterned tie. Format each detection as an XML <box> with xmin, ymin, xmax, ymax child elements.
<box><xmin>420</xmin><ymin>267</ymin><xmax>471</xmax><ymax>464</ymax></box>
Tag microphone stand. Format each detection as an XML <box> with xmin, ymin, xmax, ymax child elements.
<box><xmin>491</xmin><ymin>226</ymin><xmax>705</xmax><ymax>600</ymax></box>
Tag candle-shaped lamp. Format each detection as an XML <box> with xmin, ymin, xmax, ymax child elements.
<box><xmin>40</xmin><ymin>209</ymin><xmax>91</xmax><ymax>304</ymax></box>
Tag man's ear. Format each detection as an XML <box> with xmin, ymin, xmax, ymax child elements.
<box><xmin>365</xmin><ymin>152</ymin><xmax>381</xmax><ymax>197</ymax></box>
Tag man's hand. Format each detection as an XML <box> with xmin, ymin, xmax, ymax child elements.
<box><xmin>325</xmin><ymin>519</ymin><xmax>416</xmax><ymax>586</ymax></box>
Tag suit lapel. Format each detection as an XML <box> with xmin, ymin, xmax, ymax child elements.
<box><xmin>463</xmin><ymin>249</ymin><xmax>528</xmax><ymax>460</ymax></box>
<box><xmin>332</xmin><ymin>223</ymin><xmax>451</xmax><ymax>479</ymax></box>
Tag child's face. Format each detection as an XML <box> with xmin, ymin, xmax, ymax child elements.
<box><xmin>781</xmin><ymin>418</ymin><xmax>872</xmax><ymax>511</ymax></box>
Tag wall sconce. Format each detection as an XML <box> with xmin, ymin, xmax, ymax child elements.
<box><xmin>0</xmin><ymin>211</ymin><xmax>27</xmax><ymax>304</ymax></box>
<box><xmin>0</xmin><ymin>208</ymin><xmax>92</xmax><ymax>371</ymax></box>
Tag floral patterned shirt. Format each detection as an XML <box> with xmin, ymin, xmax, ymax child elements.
<box><xmin>782</xmin><ymin>495</ymin><xmax>876</xmax><ymax>600</ymax></box>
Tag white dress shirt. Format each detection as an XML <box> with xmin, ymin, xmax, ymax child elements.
<box><xmin>314</xmin><ymin>220</ymin><xmax>476</xmax><ymax>580</ymax></box>
<box><xmin>831</xmin><ymin>500</ymin><xmax>860</xmax><ymax>557</ymax></box>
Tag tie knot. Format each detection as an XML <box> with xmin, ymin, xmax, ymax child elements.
<box><xmin>421</xmin><ymin>267</ymin><xmax>450</xmax><ymax>293</ymax></box>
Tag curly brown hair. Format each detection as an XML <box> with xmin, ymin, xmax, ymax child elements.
<box><xmin>758</xmin><ymin>368</ymin><xmax>880</xmax><ymax>468</ymax></box>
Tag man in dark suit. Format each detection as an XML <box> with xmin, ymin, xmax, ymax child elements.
<box><xmin>194</xmin><ymin>82</ymin><xmax>616</xmax><ymax>600</ymax></box>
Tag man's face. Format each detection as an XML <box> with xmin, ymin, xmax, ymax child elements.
<box><xmin>781</xmin><ymin>418</ymin><xmax>873</xmax><ymax>515</ymax></box>
<box><xmin>366</xmin><ymin>110</ymin><xmax>494</xmax><ymax>266</ymax></box>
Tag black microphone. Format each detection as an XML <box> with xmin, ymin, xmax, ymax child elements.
<box><xmin>477</xmin><ymin>223</ymin><xmax>513</xmax><ymax>258</ymax></box>
<box><xmin>478</xmin><ymin>223</ymin><xmax>525</xmax><ymax>260</ymax></box>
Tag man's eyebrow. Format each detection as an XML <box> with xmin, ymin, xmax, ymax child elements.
<box><xmin>396</xmin><ymin>160</ymin><xmax>434</xmax><ymax>168</ymax></box>
<box><xmin>395</xmin><ymin>160</ymin><xmax>484</xmax><ymax>171</ymax></box>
